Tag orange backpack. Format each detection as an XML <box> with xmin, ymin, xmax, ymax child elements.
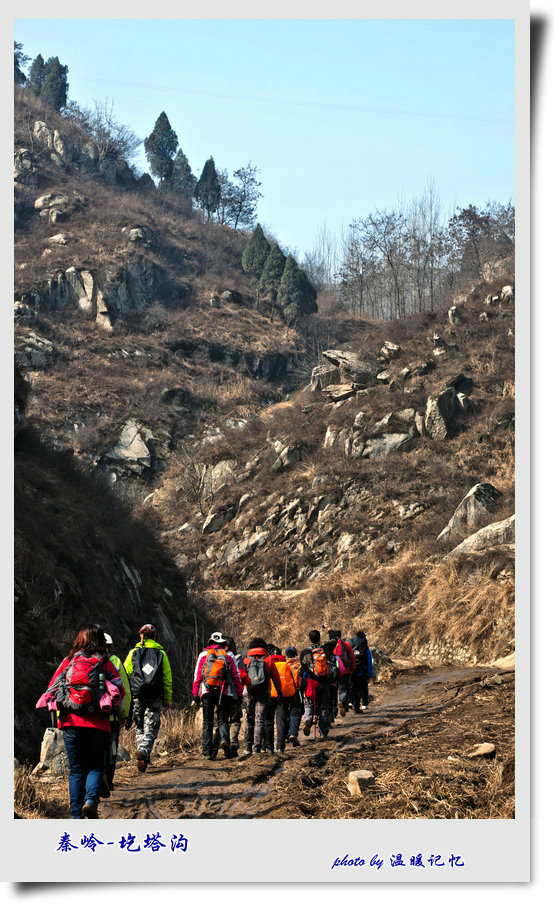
<box><xmin>273</xmin><ymin>660</ymin><xmax>296</xmax><ymax>698</ymax></box>
<box><xmin>201</xmin><ymin>648</ymin><xmax>228</xmax><ymax>689</ymax></box>
<box><xmin>311</xmin><ymin>647</ymin><xmax>328</xmax><ymax>679</ymax></box>
<box><xmin>287</xmin><ymin>657</ymin><xmax>302</xmax><ymax>690</ymax></box>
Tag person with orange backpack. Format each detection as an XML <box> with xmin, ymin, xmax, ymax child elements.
<box><xmin>192</xmin><ymin>632</ymin><xmax>243</xmax><ymax>760</ymax></box>
<box><xmin>268</xmin><ymin>646</ymin><xmax>298</xmax><ymax>755</ymax></box>
<box><xmin>328</xmin><ymin>629</ymin><xmax>355</xmax><ymax>718</ymax></box>
<box><xmin>284</xmin><ymin>646</ymin><xmax>304</xmax><ymax>747</ymax></box>
<box><xmin>299</xmin><ymin>630</ymin><xmax>333</xmax><ymax>739</ymax></box>
<box><xmin>243</xmin><ymin>637</ymin><xmax>282</xmax><ymax>757</ymax></box>
<box><xmin>211</xmin><ymin>635</ymin><xmax>248</xmax><ymax>759</ymax></box>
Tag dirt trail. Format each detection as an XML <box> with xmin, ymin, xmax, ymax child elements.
<box><xmin>101</xmin><ymin>663</ymin><xmax>514</xmax><ymax>821</ymax></box>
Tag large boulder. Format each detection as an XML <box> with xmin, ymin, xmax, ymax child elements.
<box><xmin>322</xmin><ymin>349</ymin><xmax>380</xmax><ymax>385</ymax></box>
<box><xmin>447</xmin><ymin>514</ymin><xmax>515</xmax><ymax>558</ymax></box>
<box><xmin>202</xmin><ymin>506</ymin><xmax>237</xmax><ymax>535</ymax></box>
<box><xmin>362</xmin><ymin>431</ymin><xmax>415</xmax><ymax>459</ymax></box>
<box><xmin>202</xmin><ymin>460</ymin><xmax>237</xmax><ymax>497</ymax></box>
<box><xmin>311</xmin><ymin>363</ymin><xmax>340</xmax><ymax>392</ymax></box>
<box><xmin>437</xmin><ymin>483</ymin><xmax>504</xmax><ymax>545</ymax></box>
<box><xmin>424</xmin><ymin>387</ymin><xmax>457</xmax><ymax>439</ymax></box>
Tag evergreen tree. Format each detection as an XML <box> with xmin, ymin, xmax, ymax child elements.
<box><xmin>169</xmin><ymin>148</ymin><xmax>197</xmax><ymax>196</ymax></box>
<box><xmin>14</xmin><ymin>42</ymin><xmax>29</xmax><ymax>86</ymax></box>
<box><xmin>27</xmin><ymin>53</ymin><xmax>45</xmax><ymax>97</ymax></box>
<box><xmin>194</xmin><ymin>157</ymin><xmax>221</xmax><ymax>221</ymax></box>
<box><xmin>144</xmin><ymin>112</ymin><xmax>178</xmax><ymax>187</ymax></box>
<box><xmin>40</xmin><ymin>57</ymin><xmax>69</xmax><ymax>110</ymax></box>
<box><xmin>260</xmin><ymin>243</ymin><xmax>286</xmax><ymax>305</ymax></box>
<box><xmin>241</xmin><ymin>224</ymin><xmax>271</xmax><ymax>306</ymax></box>
<box><xmin>277</xmin><ymin>255</ymin><xmax>318</xmax><ymax>322</ymax></box>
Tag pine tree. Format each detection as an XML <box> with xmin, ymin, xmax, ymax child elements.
<box><xmin>14</xmin><ymin>42</ymin><xmax>29</xmax><ymax>87</ymax></box>
<box><xmin>144</xmin><ymin>112</ymin><xmax>178</xmax><ymax>187</ymax></box>
<box><xmin>40</xmin><ymin>57</ymin><xmax>69</xmax><ymax>110</ymax></box>
<box><xmin>170</xmin><ymin>148</ymin><xmax>197</xmax><ymax>196</ymax></box>
<box><xmin>260</xmin><ymin>243</ymin><xmax>286</xmax><ymax>306</ymax></box>
<box><xmin>242</xmin><ymin>224</ymin><xmax>270</xmax><ymax>306</ymax></box>
<box><xmin>27</xmin><ymin>54</ymin><xmax>45</xmax><ymax>97</ymax></box>
<box><xmin>194</xmin><ymin>157</ymin><xmax>221</xmax><ymax>221</ymax></box>
<box><xmin>277</xmin><ymin>255</ymin><xmax>318</xmax><ymax>322</ymax></box>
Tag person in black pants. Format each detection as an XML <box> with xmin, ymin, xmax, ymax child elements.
<box><xmin>349</xmin><ymin>630</ymin><xmax>374</xmax><ymax>713</ymax></box>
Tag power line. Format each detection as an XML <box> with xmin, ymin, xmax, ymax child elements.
<box><xmin>71</xmin><ymin>73</ymin><xmax>513</xmax><ymax>126</ymax></box>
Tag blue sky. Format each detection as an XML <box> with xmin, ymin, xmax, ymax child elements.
<box><xmin>14</xmin><ymin>19</ymin><xmax>515</xmax><ymax>257</ymax></box>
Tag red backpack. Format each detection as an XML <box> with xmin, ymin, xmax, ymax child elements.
<box><xmin>201</xmin><ymin>649</ymin><xmax>228</xmax><ymax>689</ymax></box>
<box><xmin>48</xmin><ymin>652</ymin><xmax>107</xmax><ymax>713</ymax></box>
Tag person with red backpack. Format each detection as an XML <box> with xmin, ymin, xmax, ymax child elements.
<box><xmin>328</xmin><ymin>629</ymin><xmax>355</xmax><ymax>717</ymax></box>
<box><xmin>243</xmin><ymin>637</ymin><xmax>282</xmax><ymax>757</ymax></box>
<box><xmin>38</xmin><ymin>624</ymin><xmax>125</xmax><ymax>819</ymax></box>
<box><xmin>124</xmin><ymin>624</ymin><xmax>172</xmax><ymax>773</ymax></box>
<box><xmin>211</xmin><ymin>635</ymin><xmax>248</xmax><ymax>759</ymax></box>
<box><xmin>192</xmin><ymin>632</ymin><xmax>243</xmax><ymax>760</ymax></box>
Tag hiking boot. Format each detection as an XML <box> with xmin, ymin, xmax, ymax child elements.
<box><xmin>303</xmin><ymin>720</ymin><xmax>312</xmax><ymax>736</ymax></box>
<box><xmin>339</xmin><ymin>703</ymin><xmax>347</xmax><ymax>717</ymax></box>
<box><xmin>276</xmin><ymin>749</ymin><xmax>286</xmax><ymax>757</ymax></box>
<box><xmin>221</xmin><ymin>741</ymin><xmax>232</xmax><ymax>758</ymax></box>
<box><xmin>82</xmin><ymin>801</ymin><xmax>98</xmax><ymax>819</ymax></box>
<box><xmin>242</xmin><ymin>748</ymin><xmax>252</xmax><ymax>758</ymax></box>
<box><xmin>136</xmin><ymin>752</ymin><xmax>148</xmax><ymax>773</ymax></box>
<box><xmin>361</xmin><ymin>705</ymin><xmax>368</xmax><ymax>711</ymax></box>
<box><xmin>288</xmin><ymin>735</ymin><xmax>299</xmax><ymax>747</ymax></box>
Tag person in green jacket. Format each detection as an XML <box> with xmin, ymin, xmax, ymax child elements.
<box><xmin>124</xmin><ymin>624</ymin><xmax>172</xmax><ymax>773</ymax></box>
<box><xmin>102</xmin><ymin>631</ymin><xmax>133</xmax><ymax>795</ymax></box>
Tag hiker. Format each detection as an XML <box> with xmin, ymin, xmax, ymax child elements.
<box><xmin>299</xmin><ymin>630</ymin><xmax>332</xmax><ymax>738</ymax></box>
<box><xmin>328</xmin><ymin>629</ymin><xmax>355</xmax><ymax>717</ymax></box>
<box><xmin>192</xmin><ymin>631</ymin><xmax>243</xmax><ymax>760</ymax></box>
<box><xmin>38</xmin><ymin>623</ymin><xmax>125</xmax><ymax>819</ymax></box>
<box><xmin>349</xmin><ymin>630</ymin><xmax>374</xmax><ymax>713</ymax></box>
<box><xmin>268</xmin><ymin>645</ymin><xmax>297</xmax><ymax>755</ymax></box>
<box><xmin>322</xmin><ymin>639</ymin><xmax>344</xmax><ymax>724</ymax></box>
<box><xmin>102</xmin><ymin>631</ymin><xmax>132</xmax><ymax>796</ymax></box>
<box><xmin>284</xmin><ymin>646</ymin><xmax>304</xmax><ymax>746</ymax></box>
<box><xmin>243</xmin><ymin>637</ymin><xmax>282</xmax><ymax>756</ymax></box>
<box><xmin>124</xmin><ymin>624</ymin><xmax>172</xmax><ymax>772</ymax></box>
<box><xmin>211</xmin><ymin>635</ymin><xmax>248</xmax><ymax>759</ymax></box>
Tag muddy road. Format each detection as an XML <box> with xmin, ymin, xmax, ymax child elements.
<box><xmin>99</xmin><ymin>662</ymin><xmax>515</xmax><ymax>821</ymax></box>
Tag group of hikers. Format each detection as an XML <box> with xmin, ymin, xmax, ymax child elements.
<box><xmin>192</xmin><ymin>626</ymin><xmax>373</xmax><ymax>759</ymax></box>
<box><xmin>36</xmin><ymin>621</ymin><xmax>373</xmax><ymax>818</ymax></box>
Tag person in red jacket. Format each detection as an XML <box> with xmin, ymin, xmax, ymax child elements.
<box><xmin>43</xmin><ymin>624</ymin><xmax>124</xmax><ymax>819</ymax></box>
<box><xmin>328</xmin><ymin>629</ymin><xmax>356</xmax><ymax>717</ymax></box>
<box><xmin>243</xmin><ymin>638</ymin><xmax>282</xmax><ymax>757</ymax></box>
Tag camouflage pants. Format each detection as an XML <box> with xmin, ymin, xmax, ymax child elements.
<box><xmin>133</xmin><ymin>698</ymin><xmax>162</xmax><ymax>761</ymax></box>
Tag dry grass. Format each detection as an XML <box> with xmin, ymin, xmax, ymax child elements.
<box><xmin>14</xmin><ymin>763</ymin><xmax>67</xmax><ymax>818</ymax></box>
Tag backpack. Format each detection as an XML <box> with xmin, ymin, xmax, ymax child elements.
<box><xmin>50</xmin><ymin>652</ymin><xmax>106</xmax><ymax>714</ymax></box>
<box><xmin>335</xmin><ymin>640</ymin><xmax>351</xmax><ymax>673</ymax></box>
<box><xmin>287</xmin><ymin>657</ymin><xmax>302</xmax><ymax>690</ymax></box>
<box><xmin>247</xmin><ymin>654</ymin><xmax>269</xmax><ymax>691</ymax></box>
<box><xmin>326</xmin><ymin>654</ymin><xmax>341</xmax><ymax>683</ymax></box>
<box><xmin>351</xmin><ymin>639</ymin><xmax>368</xmax><ymax>673</ymax></box>
<box><xmin>129</xmin><ymin>646</ymin><xmax>165</xmax><ymax>702</ymax></box>
<box><xmin>273</xmin><ymin>660</ymin><xmax>296</xmax><ymax>698</ymax></box>
<box><xmin>201</xmin><ymin>648</ymin><xmax>228</xmax><ymax>689</ymax></box>
<box><xmin>311</xmin><ymin>647</ymin><xmax>329</xmax><ymax>679</ymax></box>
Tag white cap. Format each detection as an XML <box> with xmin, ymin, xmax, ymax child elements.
<box><xmin>104</xmin><ymin>633</ymin><xmax>113</xmax><ymax>646</ymax></box>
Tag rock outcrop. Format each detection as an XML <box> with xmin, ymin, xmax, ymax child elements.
<box><xmin>447</xmin><ymin>514</ymin><xmax>515</xmax><ymax>558</ymax></box>
<box><xmin>437</xmin><ymin>483</ymin><xmax>504</xmax><ymax>545</ymax></box>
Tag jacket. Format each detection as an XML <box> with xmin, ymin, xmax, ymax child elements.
<box><xmin>45</xmin><ymin>652</ymin><xmax>124</xmax><ymax>733</ymax></box>
<box><xmin>244</xmin><ymin>647</ymin><xmax>283</xmax><ymax>696</ymax></box>
<box><xmin>124</xmin><ymin>639</ymin><xmax>173</xmax><ymax>705</ymax></box>
<box><xmin>110</xmin><ymin>654</ymin><xmax>132</xmax><ymax>721</ymax></box>
<box><xmin>192</xmin><ymin>645</ymin><xmax>243</xmax><ymax>699</ymax></box>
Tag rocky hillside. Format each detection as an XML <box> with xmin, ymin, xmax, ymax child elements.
<box><xmin>14</xmin><ymin>87</ymin><xmax>516</xmax><ymax>734</ymax></box>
